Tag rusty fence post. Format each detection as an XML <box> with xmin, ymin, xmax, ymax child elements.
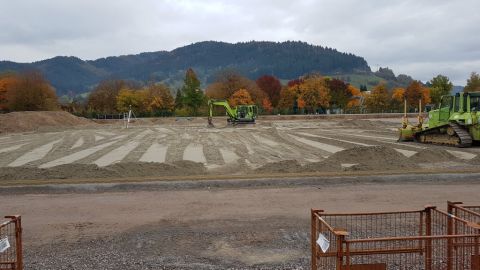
<box><xmin>424</xmin><ymin>206</ymin><xmax>436</xmax><ymax>270</ymax></box>
<box><xmin>311</xmin><ymin>209</ymin><xmax>323</xmax><ymax>270</ymax></box>
<box><xmin>4</xmin><ymin>215</ymin><xmax>22</xmax><ymax>270</ymax></box>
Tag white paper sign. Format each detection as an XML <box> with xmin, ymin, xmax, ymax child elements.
<box><xmin>0</xmin><ymin>237</ymin><xmax>10</xmax><ymax>253</ymax></box>
<box><xmin>316</xmin><ymin>233</ymin><xmax>330</xmax><ymax>253</ymax></box>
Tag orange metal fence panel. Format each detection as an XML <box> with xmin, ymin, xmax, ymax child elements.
<box><xmin>0</xmin><ymin>216</ymin><xmax>22</xmax><ymax>270</ymax></box>
<box><xmin>312</xmin><ymin>205</ymin><xmax>480</xmax><ymax>270</ymax></box>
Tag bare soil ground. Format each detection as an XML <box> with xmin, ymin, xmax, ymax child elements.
<box><xmin>1</xmin><ymin>113</ymin><xmax>480</xmax><ymax>182</ymax></box>
<box><xmin>1</xmin><ymin>177</ymin><xmax>479</xmax><ymax>269</ymax></box>
<box><xmin>1</xmin><ymin>113</ymin><xmax>480</xmax><ymax>269</ymax></box>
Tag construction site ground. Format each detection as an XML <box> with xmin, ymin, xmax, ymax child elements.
<box><xmin>1</xmin><ymin>112</ymin><xmax>480</xmax><ymax>269</ymax></box>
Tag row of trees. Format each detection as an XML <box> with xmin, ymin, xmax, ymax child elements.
<box><xmin>1</xmin><ymin>69</ymin><xmax>480</xmax><ymax>116</ymax></box>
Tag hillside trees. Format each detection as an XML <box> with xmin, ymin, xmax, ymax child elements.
<box><xmin>464</xmin><ymin>72</ymin><xmax>480</xmax><ymax>92</ymax></box>
<box><xmin>429</xmin><ymin>75</ymin><xmax>453</xmax><ymax>105</ymax></box>
<box><xmin>6</xmin><ymin>71</ymin><xmax>59</xmax><ymax>111</ymax></box>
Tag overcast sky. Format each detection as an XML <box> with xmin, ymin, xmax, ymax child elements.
<box><xmin>1</xmin><ymin>0</ymin><xmax>479</xmax><ymax>85</ymax></box>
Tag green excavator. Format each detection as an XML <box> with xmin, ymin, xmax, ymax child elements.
<box><xmin>398</xmin><ymin>92</ymin><xmax>480</xmax><ymax>147</ymax></box>
<box><xmin>207</xmin><ymin>99</ymin><xmax>258</xmax><ymax>127</ymax></box>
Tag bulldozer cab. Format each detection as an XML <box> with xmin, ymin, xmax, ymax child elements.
<box><xmin>439</xmin><ymin>95</ymin><xmax>453</xmax><ymax>121</ymax></box>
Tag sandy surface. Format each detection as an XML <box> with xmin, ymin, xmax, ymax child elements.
<box><xmin>1</xmin><ymin>176</ymin><xmax>479</xmax><ymax>269</ymax></box>
<box><xmin>1</xmin><ymin>116</ymin><xmax>480</xmax><ymax>182</ymax></box>
<box><xmin>1</xmin><ymin>114</ymin><xmax>480</xmax><ymax>269</ymax></box>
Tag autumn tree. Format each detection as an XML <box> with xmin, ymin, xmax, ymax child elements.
<box><xmin>228</xmin><ymin>89</ymin><xmax>253</xmax><ymax>107</ymax></box>
<box><xmin>277</xmin><ymin>86</ymin><xmax>297</xmax><ymax>112</ymax></box>
<box><xmin>405</xmin><ymin>81</ymin><xmax>429</xmax><ymax>110</ymax></box>
<box><xmin>261</xmin><ymin>97</ymin><xmax>273</xmax><ymax>114</ymax></box>
<box><xmin>346</xmin><ymin>85</ymin><xmax>362</xmax><ymax>108</ymax></box>
<box><xmin>0</xmin><ymin>73</ymin><xmax>19</xmax><ymax>111</ymax></box>
<box><xmin>276</xmin><ymin>78</ymin><xmax>303</xmax><ymax>113</ymax></box>
<box><xmin>256</xmin><ymin>75</ymin><xmax>282</xmax><ymax>107</ymax></box>
<box><xmin>464</xmin><ymin>72</ymin><xmax>480</xmax><ymax>92</ymax></box>
<box><xmin>298</xmin><ymin>75</ymin><xmax>330</xmax><ymax>113</ymax></box>
<box><xmin>6</xmin><ymin>71</ymin><xmax>59</xmax><ymax>111</ymax></box>
<box><xmin>326</xmin><ymin>78</ymin><xmax>351</xmax><ymax>110</ymax></box>
<box><xmin>364</xmin><ymin>83</ymin><xmax>390</xmax><ymax>113</ymax></box>
<box><xmin>147</xmin><ymin>84</ymin><xmax>175</xmax><ymax>115</ymax></box>
<box><xmin>429</xmin><ymin>75</ymin><xmax>453</xmax><ymax>106</ymax></box>
<box><xmin>206</xmin><ymin>70</ymin><xmax>265</xmax><ymax>104</ymax></box>
<box><xmin>88</xmin><ymin>80</ymin><xmax>134</xmax><ymax>113</ymax></box>
<box><xmin>116</xmin><ymin>88</ymin><xmax>148</xmax><ymax>114</ymax></box>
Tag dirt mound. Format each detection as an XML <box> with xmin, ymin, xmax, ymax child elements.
<box><xmin>469</xmin><ymin>155</ymin><xmax>480</xmax><ymax>165</ymax></box>
<box><xmin>0</xmin><ymin>111</ymin><xmax>94</xmax><ymax>134</ymax></box>
<box><xmin>254</xmin><ymin>160</ymin><xmax>303</xmax><ymax>173</ymax></box>
<box><xmin>323</xmin><ymin>146</ymin><xmax>418</xmax><ymax>171</ymax></box>
<box><xmin>303</xmin><ymin>161</ymin><xmax>341</xmax><ymax>172</ymax></box>
<box><xmin>410</xmin><ymin>149</ymin><xmax>458</xmax><ymax>163</ymax></box>
<box><xmin>0</xmin><ymin>161</ymin><xmax>207</xmax><ymax>181</ymax></box>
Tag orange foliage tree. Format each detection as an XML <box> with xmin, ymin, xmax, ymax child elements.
<box><xmin>0</xmin><ymin>73</ymin><xmax>19</xmax><ymax>111</ymax></box>
<box><xmin>261</xmin><ymin>97</ymin><xmax>273</xmax><ymax>113</ymax></box>
<box><xmin>146</xmin><ymin>84</ymin><xmax>175</xmax><ymax>114</ymax></box>
<box><xmin>206</xmin><ymin>70</ymin><xmax>265</xmax><ymax>104</ymax></box>
<box><xmin>364</xmin><ymin>83</ymin><xmax>390</xmax><ymax>113</ymax></box>
<box><xmin>6</xmin><ymin>71</ymin><xmax>58</xmax><ymax>111</ymax></box>
<box><xmin>405</xmin><ymin>81</ymin><xmax>430</xmax><ymax>110</ymax></box>
<box><xmin>346</xmin><ymin>85</ymin><xmax>362</xmax><ymax>108</ymax></box>
<box><xmin>228</xmin><ymin>89</ymin><xmax>253</xmax><ymax>107</ymax></box>
<box><xmin>298</xmin><ymin>75</ymin><xmax>330</xmax><ymax>113</ymax></box>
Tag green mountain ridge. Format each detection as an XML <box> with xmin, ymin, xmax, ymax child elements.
<box><xmin>0</xmin><ymin>41</ymin><xmax>415</xmax><ymax>95</ymax></box>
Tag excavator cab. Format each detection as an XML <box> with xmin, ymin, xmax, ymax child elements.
<box><xmin>208</xmin><ymin>99</ymin><xmax>258</xmax><ymax>127</ymax></box>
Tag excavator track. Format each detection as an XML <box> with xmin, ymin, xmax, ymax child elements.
<box><xmin>414</xmin><ymin>123</ymin><xmax>472</xmax><ymax>148</ymax></box>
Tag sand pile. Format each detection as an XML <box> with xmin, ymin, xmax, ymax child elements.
<box><xmin>0</xmin><ymin>111</ymin><xmax>94</xmax><ymax>134</ymax></box>
<box><xmin>0</xmin><ymin>161</ymin><xmax>206</xmax><ymax>181</ymax></box>
<box><xmin>410</xmin><ymin>149</ymin><xmax>458</xmax><ymax>163</ymax></box>
<box><xmin>469</xmin><ymin>155</ymin><xmax>480</xmax><ymax>165</ymax></box>
<box><xmin>254</xmin><ymin>160</ymin><xmax>303</xmax><ymax>174</ymax></box>
<box><xmin>323</xmin><ymin>145</ymin><xmax>418</xmax><ymax>170</ymax></box>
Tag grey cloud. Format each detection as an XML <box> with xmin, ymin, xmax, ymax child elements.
<box><xmin>0</xmin><ymin>0</ymin><xmax>478</xmax><ymax>85</ymax></box>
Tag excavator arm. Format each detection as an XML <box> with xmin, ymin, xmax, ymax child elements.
<box><xmin>208</xmin><ymin>99</ymin><xmax>237</xmax><ymax>119</ymax></box>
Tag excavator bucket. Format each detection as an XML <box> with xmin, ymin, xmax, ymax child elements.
<box><xmin>207</xmin><ymin>116</ymin><xmax>215</xmax><ymax>128</ymax></box>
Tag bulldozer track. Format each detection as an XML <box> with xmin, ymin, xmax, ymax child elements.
<box><xmin>414</xmin><ymin>122</ymin><xmax>473</xmax><ymax>148</ymax></box>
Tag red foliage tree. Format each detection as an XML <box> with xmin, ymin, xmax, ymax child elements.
<box><xmin>256</xmin><ymin>75</ymin><xmax>282</xmax><ymax>107</ymax></box>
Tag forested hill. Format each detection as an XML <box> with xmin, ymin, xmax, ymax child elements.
<box><xmin>0</xmin><ymin>41</ymin><xmax>371</xmax><ymax>95</ymax></box>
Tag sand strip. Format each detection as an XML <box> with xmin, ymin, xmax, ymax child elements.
<box><xmin>0</xmin><ymin>143</ymin><xmax>28</xmax><ymax>153</ymax></box>
<box><xmin>9</xmin><ymin>139</ymin><xmax>63</xmax><ymax>167</ymax></box>
<box><xmin>39</xmin><ymin>141</ymin><xmax>118</xmax><ymax>168</ymax></box>
<box><xmin>71</xmin><ymin>137</ymin><xmax>84</xmax><ymax>149</ymax></box>
<box><xmin>139</xmin><ymin>143</ymin><xmax>168</xmax><ymax>163</ymax></box>
<box><xmin>446</xmin><ymin>150</ymin><xmax>477</xmax><ymax>160</ymax></box>
<box><xmin>296</xmin><ymin>132</ymin><xmax>374</xmax><ymax>147</ymax></box>
<box><xmin>219</xmin><ymin>148</ymin><xmax>240</xmax><ymax>164</ymax></box>
<box><xmin>183</xmin><ymin>143</ymin><xmax>207</xmax><ymax>163</ymax></box>
<box><xmin>94</xmin><ymin>141</ymin><xmax>140</xmax><ymax>167</ymax></box>
<box><xmin>287</xmin><ymin>134</ymin><xmax>344</xmax><ymax>153</ymax></box>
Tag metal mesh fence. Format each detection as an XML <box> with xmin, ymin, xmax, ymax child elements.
<box><xmin>312</xmin><ymin>206</ymin><xmax>480</xmax><ymax>270</ymax></box>
<box><xmin>0</xmin><ymin>216</ymin><xmax>22</xmax><ymax>270</ymax></box>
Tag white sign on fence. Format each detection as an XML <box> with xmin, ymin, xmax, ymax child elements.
<box><xmin>0</xmin><ymin>237</ymin><xmax>10</xmax><ymax>253</ymax></box>
<box><xmin>316</xmin><ymin>233</ymin><xmax>330</xmax><ymax>253</ymax></box>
